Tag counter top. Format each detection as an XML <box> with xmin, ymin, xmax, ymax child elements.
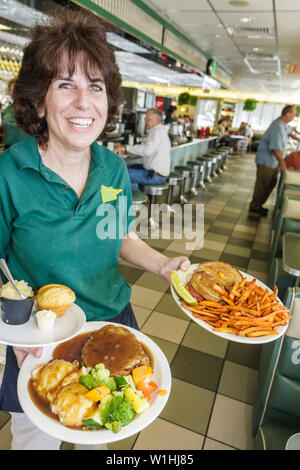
<box><xmin>171</xmin><ymin>136</ymin><xmax>217</xmax><ymax>149</ymax></box>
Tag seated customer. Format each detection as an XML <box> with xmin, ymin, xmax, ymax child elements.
<box><xmin>115</xmin><ymin>108</ymin><xmax>171</xmax><ymax>191</ymax></box>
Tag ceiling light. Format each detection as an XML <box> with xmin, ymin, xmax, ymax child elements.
<box><xmin>229</xmin><ymin>1</ymin><xmax>251</xmax><ymax>6</ymax></box>
<box><xmin>240</xmin><ymin>17</ymin><xmax>253</xmax><ymax>23</ymax></box>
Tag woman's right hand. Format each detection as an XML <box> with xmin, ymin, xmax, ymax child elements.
<box><xmin>13</xmin><ymin>346</ymin><xmax>43</xmax><ymax>368</ymax></box>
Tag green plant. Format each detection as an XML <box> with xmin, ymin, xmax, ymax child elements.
<box><xmin>296</xmin><ymin>105</ymin><xmax>300</xmax><ymax>117</ymax></box>
<box><xmin>243</xmin><ymin>98</ymin><xmax>258</xmax><ymax>112</ymax></box>
<box><xmin>178</xmin><ymin>92</ymin><xmax>190</xmax><ymax>105</ymax></box>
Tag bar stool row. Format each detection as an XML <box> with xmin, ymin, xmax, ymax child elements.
<box><xmin>131</xmin><ymin>145</ymin><xmax>233</xmax><ymax>219</ymax></box>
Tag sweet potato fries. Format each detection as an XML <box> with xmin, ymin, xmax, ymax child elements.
<box><xmin>182</xmin><ymin>277</ymin><xmax>291</xmax><ymax>337</ymax></box>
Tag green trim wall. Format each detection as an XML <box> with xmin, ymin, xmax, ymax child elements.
<box><xmin>72</xmin><ymin>0</ymin><xmax>232</xmax><ymax>87</ymax></box>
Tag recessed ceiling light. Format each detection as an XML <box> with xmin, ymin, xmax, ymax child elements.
<box><xmin>240</xmin><ymin>17</ymin><xmax>253</xmax><ymax>23</ymax></box>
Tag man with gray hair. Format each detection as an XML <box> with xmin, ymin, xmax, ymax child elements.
<box><xmin>249</xmin><ymin>104</ymin><xmax>300</xmax><ymax>216</ymax></box>
<box><xmin>115</xmin><ymin>108</ymin><xmax>171</xmax><ymax>191</ymax></box>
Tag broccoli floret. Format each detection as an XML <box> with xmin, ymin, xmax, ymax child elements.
<box><xmin>104</xmin><ymin>395</ymin><xmax>135</xmax><ymax>427</ymax></box>
<box><xmin>79</xmin><ymin>363</ymin><xmax>116</xmax><ymax>391</ymax></box>
<box><xmin>105</xmin><ymin>421</ymin><xmax>122</xmax><ymax>433</ymax></box>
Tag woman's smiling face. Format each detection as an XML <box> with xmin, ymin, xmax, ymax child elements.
<box><xmin>42</xmin><ymin>60</ymin><xmax>108</xmax><ymax>152</ymax></box>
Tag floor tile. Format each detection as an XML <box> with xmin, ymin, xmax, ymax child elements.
<box><xmin>226</xmin><ymin>342</ymin><xmax>262</xmax><ymax>370</ymax></box>
<box><xmin>146</xmin><ymin>335</ymin><xmax>179</xmax><ymax>364</ymax></box>
<box><xmin>207</xmin><ymin>394</ymin><xmax>255</xmax><ymax>450</ymax></box>
<box><xmin>192</xmin><ymin>247</ymin><xmax>221</xmax><ymax>261</ymax></box>
<box><xmin>228</xmin><ymin>237</ymin><xmax>253</xmax><ymax>248</ymax></box>
<box><xmin>131</xmin><ymin>304</ymin><xmax>153</xmax><ymax>329</ymax></box>
<box><xmin>224</xmin><ymin>244</ymin><xmax>251</xmax><ymax>258</ymax></box>
<box><xmin>205</xmin><ymin>232</ymin><xmax>229</xmax><ymax>243</ymax></box>
<box><xmin>160</xmin><ymin>378</ymin><xmax>215</xmax><ymax>435</ymax></box>
<box><xmin>181</xmin><ymin>322</ymin><xmax>228</xmax><ymax>359</ymax></box>
<box><xmin>118</xmin><ymin>265</ymin><xmax>144</xmax><ymax>284</ymax></box>
<box><xmin>203</xmin><ymin>239</ymin><xmax>226</xmax><ymax>252</ymax></box>
<box><xmin>135</xmin><ymin>271</ymin><xmax>170</xmax><ymax>293</ymax></box>
<box><xmin>218</xmin><ymin>361</ymin><xmax>258</xmax><ymax>404</ymax></box>
<box><xmin>0</xmin><ymin>419</ymin><xmax>11</xmax><ymax>450</ymax></box>
<box><xmin>141</xmin><ymin>311</ymin><xmax>189</xmax><ymax>344</ymax></box>
<box><xmin>133</xmin><ymin>418</ymin><xmax>204</xmax><ymax>450</ymax></box>
<box><xmin>203</xmin><ymin>437</ymin><xmax>236</xmax><ymax>450</ymax></box>
<box><xmin>108</xmin><ymin>433</ymin><xmax>138</xmax><ymax>450</ymax></box>
<box><xmin>209</xmin><ymin>226</ymin><xmax>233</xmax><ymax>236</ymax></box>
<box><xmin>155</xmin><ymin>293</ymin><xmax>188</xmax><ymax>320</ymax></box>
<box><xmin>248</xmin><ymin>258</ymin><xmax>268</xmax><ymax>273</ymax></box>
<box><xmin>219</xmin><ymin>252</ymin><xmax>249</xmax><ymax>269</ymax></box>
<box><xmin>171</xmin><ymin>345</ymin><xmax>223</xmax><ymax>391</ymax></box>
<box><xmin>231</xmin><ymin>230</ymin><xmax>255</xmax><ymax>241</ymax></box>
<box><xmin>130</xmin><ymin>285</ymin><xmax>164</xmax><ymax>310</ymax></box>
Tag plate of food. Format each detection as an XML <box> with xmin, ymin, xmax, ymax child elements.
<box><xmin>17</xmin><ymin>321</ymin><xmax>171</xmax><ymax>445</ymax></box>
<box><xmin>0</xmin><ymin>282</ymin><xmax>86</xmax><ymax>347</ymax></box>
<box><xmin>170</xmin><ymin>261</ymin><xmax>291</xmax><ymax>344</ymax></box>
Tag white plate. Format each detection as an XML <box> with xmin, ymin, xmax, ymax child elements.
<box><xmin>17</xmin><ymin>321</ymin><xmax>171</xmax><ymax>445</ymax></box>
<box><xmin>171</xmin><ymin>264</ymin><xmax>289</xmax><ymax>344</ymax></box>
<box><xmin>0</xmin><ymin>303</ymin><xmax>86</xmax><ymax>347</ymax></box>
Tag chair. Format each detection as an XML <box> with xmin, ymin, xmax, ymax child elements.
<box><xmin>273</xmin><ymin>170</ymin><xmax>300</xmax><ymax>226</ymax></box>
<box><xmin>252</xmin><ymin>287</ymin><xmax>300</xmax><ymax>450</ymax></box>
<box><xmin>268</xmin><ymin>196</ymin><xmax>300</xmax><ymax>300</ymax></box>
<box><xmin>268</xmin><ymin>196</ymin><xmax>300</xmax><ymax>269</ymax></box>
<box><xmin>174</xmin><ymin>166</ymin><xmax>193</xmax><ymax>203</ymax></box>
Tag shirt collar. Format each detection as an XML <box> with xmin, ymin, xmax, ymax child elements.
<box><xmin>12</xmin><ymin>136</ymin><xmax>112</xmax><ymax>177</ymax></box>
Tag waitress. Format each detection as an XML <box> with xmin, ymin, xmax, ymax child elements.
<box><xmin>0</xmin><ymin>8</ymin><xmax>190</xmax><ymax>450</ymax></box>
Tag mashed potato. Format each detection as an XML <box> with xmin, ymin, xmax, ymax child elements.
<box><xmin>0</xmin><ymin>280</ymin><xmax>34</xmax><ymax>300</ymax></box>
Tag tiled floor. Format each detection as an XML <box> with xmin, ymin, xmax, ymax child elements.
<box><xmin>0</xmin><ymin>151</ymin><xmax>274</xmax><ymax>450</ymax></box>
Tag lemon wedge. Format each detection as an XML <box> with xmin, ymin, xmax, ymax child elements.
<box><xmin>171</xmin><ymin>271</ymin><xmax>198</xmax><ymax>306</ymax></box>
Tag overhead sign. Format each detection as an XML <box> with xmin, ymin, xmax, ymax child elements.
<box><xmin>287</xmin><ymin>64</ymin><xmax>300</xmax><ymax>74</ymax></box>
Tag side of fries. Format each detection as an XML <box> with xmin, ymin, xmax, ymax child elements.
<box><xmin>183</xmin><ymin>277</ymin><xmax>291</xmax><ymax>337</ymax></box>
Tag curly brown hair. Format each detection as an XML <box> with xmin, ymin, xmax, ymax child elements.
<box><xmin>13</xmin><ymin>7</ymin><xmax>122</xmax><ymax>145</ymax></box>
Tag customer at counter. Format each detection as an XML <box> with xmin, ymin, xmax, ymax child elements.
<box><xmin>249</xmin><ymin>105</ymin><xmax>300</xmax><ymax>215</ymax></box>
<box><xmin>0</xmin><ymin>8</ymin><xmax>190</xmax><ymax>450</ymax></box>
<box><xmin>164</xmin><ymin>105</ymin><xmax>177</xmax><ymax>124</ymax></box>
<box><xmin>114</xmin><ymin>108</ymin><xmax>171</xmax><ymax>191</ymax></box>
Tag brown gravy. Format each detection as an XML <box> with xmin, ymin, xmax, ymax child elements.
<box><xmin>53</xmin><ymin>331</ymin><xmax>153</xmax><ymax>368</ymax></box>
<box><xmin>28</xmin><ymin>330</ymin><xmax>153</xmax><ymax>427</ymax></box>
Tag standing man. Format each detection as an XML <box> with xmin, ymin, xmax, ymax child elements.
<box><xmin>115</xmin><ymin>108</ymin><xmax>171</xmax><ymax>191</ymax></box>
<box><xmin>249</xmin><ymin>105</ymin><xmax>300</xmax><ymax>215</ymax></box>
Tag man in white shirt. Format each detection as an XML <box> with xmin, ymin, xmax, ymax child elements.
<box><xmin>114</xmin><ymin>108</ymin><xmax>171</xmax><ymax>191</ymax></box>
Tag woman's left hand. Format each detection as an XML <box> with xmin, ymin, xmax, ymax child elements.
<box><xmin>158</xmin><ymin>256</ymin><xmax>191</xmax><ymax>283</ymax></box>
<box><xmin>13</xmin><ymin>346</ymin><xmax>43</xmax><ymax>368</ymax></box>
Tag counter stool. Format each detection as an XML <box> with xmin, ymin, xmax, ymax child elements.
<box><xmin>174</xmin><ymin>165</ymin><xmax>193</xmax><ymax>204</ymax></box>
<box><xmin>131</xmin><ymin>190</ymin><xmax>148</xmax><ymax>212</ymax></box>
<box><xmin>208</xmin><ymin>150</ymin><xmax>224</xmax><ymax>173</ymax></box>
<box><xmin>143</xmin><ymin>182</ymin><xmax>169</xmax><ymax>227</ymax></box>
<box><xmin>203</xmin><ymin>153</ymin><xmax>219</xmax><ymax>177</ymax></box>
<box><xmin>196</xmin><ymin>157</ymin><xmax>213</xmax><ymax>182</ymax></box>
<box><xmin>186</xmin><ymin>161</ymin><xmax>201</xmax><ymax>195</ymax></box>
<box><xmin>166</xmin><ymin>171</ymin><xmax>183</xmax><ymax>211</ymax></box>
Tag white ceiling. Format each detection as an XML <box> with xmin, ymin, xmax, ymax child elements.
<box><xmin>148</xmin><ymin>0</ymin><xmax>300</xmax><ymax>96</ymax></box>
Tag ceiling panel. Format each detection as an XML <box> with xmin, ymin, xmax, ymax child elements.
<box><xmin>210</xmin><ymin>0</ymin><xmax>273</xmax><ymax>12</ymax></box>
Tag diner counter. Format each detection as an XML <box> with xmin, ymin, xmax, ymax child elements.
<box><xmin>123</xmin><ymin>136</ymin><xmax>218</xmax><ymax>171</ymax></box>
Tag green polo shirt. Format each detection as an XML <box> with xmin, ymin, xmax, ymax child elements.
<box><xmin>0</xmin><ymin>136</ymin><xmax>134</xmax><ymax>321</ymax></box>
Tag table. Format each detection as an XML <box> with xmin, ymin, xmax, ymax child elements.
<box><xmin>282</xmin><ymin>232</ymin><xmax>300</xmax><ymax>286</ymax></box>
